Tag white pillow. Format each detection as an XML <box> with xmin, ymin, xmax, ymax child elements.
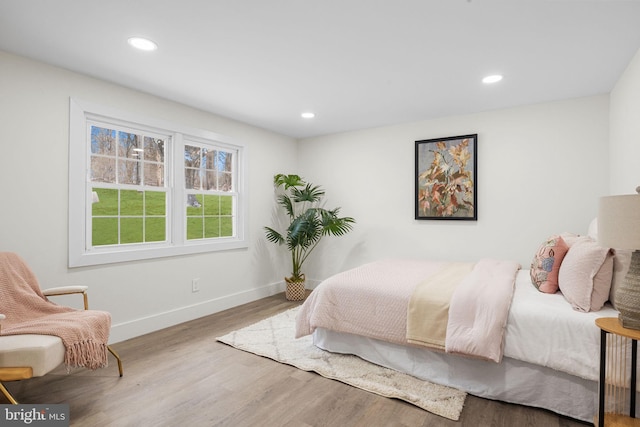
<box><xmin>587</xmin><ymin>218</ymin><xmax>598</xmax><ymax>240</ymax></box>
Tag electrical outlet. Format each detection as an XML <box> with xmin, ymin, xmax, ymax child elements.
<box><xmin>191</xmin><ymin>278</ymin><xmax>200</xmax><ymax>293</ymax></box>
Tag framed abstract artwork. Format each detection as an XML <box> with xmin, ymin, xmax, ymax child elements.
<box><xmin>415</xmin><ymin>134</ymin><xmax>477</xmax><ymax>220</ymax></box>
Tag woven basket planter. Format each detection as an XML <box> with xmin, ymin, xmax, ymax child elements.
<box><xmin>285</xmin><ymin>276</ymin><xmax>306</xmax><ymax>301</ymax></box>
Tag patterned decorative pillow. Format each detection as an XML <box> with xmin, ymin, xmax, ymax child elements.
<box><xmin>558</xmin><ymin>236</ymin><xmax>614</xmax><ymax>312</ymax></box>
<box><xmin>530</xmin><ymin>235</ymin><xmax>570</xmax><ymax>293</ymax></box>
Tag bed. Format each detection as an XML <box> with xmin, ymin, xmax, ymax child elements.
<box><xmin>295</xmin><ymin>232</ymin><xmax>633</xmax><ymax>423</ymax></box>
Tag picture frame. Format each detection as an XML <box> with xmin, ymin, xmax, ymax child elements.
<box><xmin>415</xmin><ymin>134</ymin><xmax>477</xmax><ymax>220</ymax></box>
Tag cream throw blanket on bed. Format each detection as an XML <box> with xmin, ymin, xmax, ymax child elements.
<box><xmin>0</xmin><ymin>252</ymin><xmax>110</xmax><ymax>370</ymax></box>
<box><xmin>407</xmin><ymin>259</ymin><xmax>520</xmax><ymax>362</ymax></box>
<box><xmin>406</xmin><ymin>262</ymin><xmax>475</xmax><ymax>350</ymax></box>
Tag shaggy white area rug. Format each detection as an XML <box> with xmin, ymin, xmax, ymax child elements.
<box><xmin>216</xmin><ymin>307</ymin><xmax>466</xmax><ymax>420</ymax></box>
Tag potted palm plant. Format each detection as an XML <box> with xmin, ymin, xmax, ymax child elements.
<box><xmin>264</xmin><ymin>174</ymin><xmax>355</xmax><ymax>300</ymax></box>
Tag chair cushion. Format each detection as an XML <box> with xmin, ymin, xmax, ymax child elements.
<box><xmin>0</xmin><ymin>334</ymin><xmax>65</xmax><ymax>377</ymax></box>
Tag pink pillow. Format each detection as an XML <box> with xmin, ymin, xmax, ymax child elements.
<box><xmin>530</xmin><ymin>235</ymin><xmax>569</xmax><ymax>293</ymax></box>
<box><xmin>558</xmin><ymin>236</ymin><xmax>614</xmax><ymax>312</ymax></box>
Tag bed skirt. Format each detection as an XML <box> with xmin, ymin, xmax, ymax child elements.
<box><xmin>314</xmin><ymin>328</ymin><xmax>597</xmax><ymax>422</ymax></box>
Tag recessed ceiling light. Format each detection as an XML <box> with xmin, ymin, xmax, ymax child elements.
<box><xmin>482</xmin><ymin>74</ymin><xmax>503</xmax><ymax>84</ymax></box>
<box><xmin>127</xmin><ymin>37</ymin><xmax>158</xmax><ymax>51</ymax></box>
<box><xmin>301</xmin><ymin>112</ymin><xmax>315</xmax><ymax>119</ymax></box>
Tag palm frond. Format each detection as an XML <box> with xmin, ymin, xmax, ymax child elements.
<box><xmin>318</xmin><ymin>208</ymin><xmax>355</xmax><ymax>236</ymax></box>
<box><xmin>291</xmin><ymin>183</ymin><xmax>325</xmax><ymax>203</ymax></box>
<box><xmin>274</xmin><ymin>173</ymin><xmax>305</xmax><ymax>189</ymax></box>
<box><xmin>276</xmin><ymin>194</ymin><xmax>295</xmax><ymax>218</ymax></box>
<box><xmin>287</xmin><ymin>210</ymin><xmax>322</xmax><ymax>250</ymax></box>
<box><xmin>263</xmin><ymin>226</ymin><xmax>285</xmax><ymax>245</ymax></box>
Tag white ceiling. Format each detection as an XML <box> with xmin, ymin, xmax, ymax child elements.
<box><xmin>1</xmin><ymin>1</ymin><xmax>640</xmax><ymax>139</ymax></box>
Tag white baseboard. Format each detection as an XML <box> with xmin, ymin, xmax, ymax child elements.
<box><xmin>108</xmin><ymin>281</ymin><xmax>284</xmax><ymax>344</ymax></box>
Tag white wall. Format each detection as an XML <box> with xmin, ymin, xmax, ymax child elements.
<box><xmin>298</xmin><ymin>96</ymin><xmax>610</xmax><ymax>280</ymax></box>
<box><xmin>609</xmin><ymin>46</ymin><xmax>640</xmax><ymax>195</ymax></box>
<box><xmin>0</xmin><ymin>51</ymin><xmax>297</xmax><ymax>343</ymax></box>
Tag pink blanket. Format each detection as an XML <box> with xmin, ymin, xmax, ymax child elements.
<box><xmin>295</xmin><ymin>258</ymin><xmax>520</xmax><ymax>362</ymax></box>
<box><xmin>0</xmin><ymin>252</ymin><xmax>111</xmax><ymax>370</ymax></box>
<box><xmin>445</xmin><ymin>259</ymin><xmax>521</xmax><ymax>362</ymax></box>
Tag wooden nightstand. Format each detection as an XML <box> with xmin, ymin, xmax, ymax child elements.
<box><xmin>596</xmin><ymin>317</ymin><xmax>640</xmax><ymax>427</ymax></box>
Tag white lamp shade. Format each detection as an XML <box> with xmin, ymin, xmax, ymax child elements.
<box><xmin>598</xmin><ymin>194</ymin><xmax>640</xmax><ymax>250</ymax></box>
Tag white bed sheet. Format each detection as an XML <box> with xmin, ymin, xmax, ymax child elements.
<box><xmin>504</xmin><ymin>269</ymin><xmax>618</xmax><ymax>381</ymax></box>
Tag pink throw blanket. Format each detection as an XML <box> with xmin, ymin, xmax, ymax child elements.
<box><xmin>0</xmin><ymin>252</ymin><xmax>110</xmax><ymax>370</ymax></box>
<box><xmin>296</xmin><ymin>258</ymin><xmax>520</xmax><ymax>362</ymax></box>
<box><xmin>296</xmin><ymin>259</ymin><xmax>445</xmax><ymax>345</ymax></box>
<box><xmin>444</xmin><ymin>259</ymin><xmax>521</xmax><ymax>362</ymax></box>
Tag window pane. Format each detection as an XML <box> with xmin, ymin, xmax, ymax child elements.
<box><xmin>204</xmin><ymin>149</ymin><xmax>215</xmax><ymax>170</ymax></box>
<box><xmin>203</xmin><ymin>195</ymin><xmax>219</xmax><ymax>215</ymax></box>
<box><xmin>186</xmin><ymin>194</ymin><xmax>203</xmax><ymax>215</ymax></box>
<box><xmin>219</xmin><ymin>151</ymin><xmax>232</xmax><ymax>172</ymax></box>
<box><xmin>220</xmin><ymin>217</ymin><xmax>233</xmax><ymax>237</ymax></box>
<box><xmin>120</xmin><ymin>218</ymin><xmax>143</xmax><ymax>243</ymax></box>
<box><xmin>91</xmin><ymin>156</ymin><xmax>116</xmax><ymax>183</ymax></box>
<box><xmin>92</xmin><ymin>188</ymin><xmax>118</xmax><ymax>215</ymax></box>
<box><xmin>119</xmin><ymin>159</ymin><xmax>141</xmax><ymax>185</ymax></box>
<box><xmin>186</xmin><ymin>217</ymin><xmax>203</xmax><ymax>240</ymax></box>
<box><xmin>145</xmin><ymin>217</ymin><xmax>166</xmax><ymax>242</ymax></box>
<box><xmin>144</xmin><ymin>137</ymin><xmax>164</xmax><ymax>162</ymax></box>
<box><xmin>185</xmin><ymin>167</ymin><xmax>201</xmax><ymax>190</ymax></box>
<box><xmin>204</xmin><ymin>217</ymin><xmax>220</xmax><ymax>238</ymax></box>
<box><xmin>120</xmin><ymin>190</ymin><xmax>143</xmax><ymax>215</ymax></box>
<box><xmin>118</xmin><ymin>131</ymin><xmax>140</xmax><ymax>159</ymax></box>
<box><xmin>184</xmin><ymin>145</ymin><xmax>201</xmax><ymax>168</ymax></box>
<box><xmin>220</xmin><ymin>195</ymin><xmax>233</xmax><ymax>215</ymax></box>
<box><xmin>204</xmin><ymin>170</ymin><xmax>216</xmax><ymax>190</ymax></box>
<box><xmin>92</xmin><ymin>218</ymin><xmax>118</xmax><ymax>246</ymax></box>
<box><xmin>145</xmin><ymin>191</ymin><xmax>166</xmax><ymax>216</ymax></box>
<box><xmin>91</xmin><ymin>126</ymin><xmax>115</xmax><ymax>156</ymax></box>
<box><xmin>144</xmin><ymin>163</ymin><xmax>164</xmax><ymax>186</ymax></box>
<box><xmin>218</xmin><ymin>171</ymin><xmax>232</xmax><ymax>191</ymax></box>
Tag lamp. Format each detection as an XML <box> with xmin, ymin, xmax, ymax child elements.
<box><xmin>598</xmin><ymin>187</ymin><xmax>640</xmax><ymax>330</ymax></box>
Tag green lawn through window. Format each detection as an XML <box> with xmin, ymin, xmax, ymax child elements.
<box><xmin>92</xmin><ymin>189</ymin><xmax>232</xmax><ymax>245</ymax></box>
<box><xmin>186</xmin><ymin>194</ymin><xmax>233</xmax><ymax>239</ymax></box>
<box><xmin>92</xmin><ymin>188</ymin><xmax>166</xmax><ymax>245</ymax></box>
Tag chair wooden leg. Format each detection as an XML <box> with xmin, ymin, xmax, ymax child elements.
<box><xmin>0</xmin><ymin>381</ymin><xmax>18</xmax><ymax>404</ymax></box>
<box><xmin>108</xmin><ymin>345</ymin><xmax>123</xmax><ymax>377</ymax></box>
<box><xmin>0</xmin><ymin>350</ymin><xmax>121</xmax><ymax>405</ymax></box>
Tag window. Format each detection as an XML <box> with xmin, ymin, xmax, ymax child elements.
<box><xmin>69</xmin><ymin>99</ymin><xmax>247</xmax><ymax>267</ymax></box>
<box><xmin>184</xmin><ymin>143</ymin><xmax>236</xmax><ymax>240</ymax></box>
<box><xmin>90</xmin><ymin>125</ymin><xmax>168</xmax><ymax>246</ymax></box>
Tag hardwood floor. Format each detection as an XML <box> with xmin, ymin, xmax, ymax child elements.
<box><xmin>3</xmin><ymin>293</ymin><xmax>590</xmax><ymax>427</ymax></box>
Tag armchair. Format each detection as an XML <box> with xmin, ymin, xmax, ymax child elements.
<box><xmin>0</xmin><ymin>253</ymin><xmax>123</xmax><ymax>404</ymax></box>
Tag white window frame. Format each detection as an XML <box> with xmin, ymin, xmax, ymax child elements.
<box><xmin>69</xmin><ymin>98</ymin><xmax>248</xmax><ymax>267</ymax></box>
